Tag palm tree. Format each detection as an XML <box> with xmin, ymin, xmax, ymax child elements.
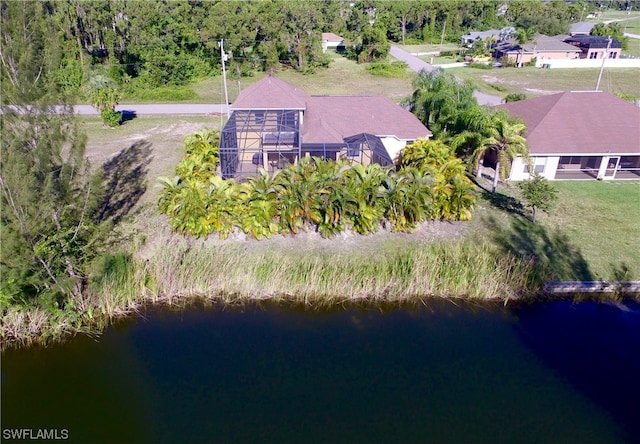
<box><xmin>406</xmin><ymin>69</ymin><xmax>476</xmax><ymax>137</ymax></box>
<box><xmin>452</xmin><ymin>110</ymin><xmax>528</xmax><ymax>193</ymax></box>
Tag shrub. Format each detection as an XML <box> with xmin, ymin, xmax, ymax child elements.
<box><xmin>468</xmin><ymin>63</ymin><xmax>493</xmax><ymax>70</ymax></box>
<box><xmin>100</xmin><ymin>108</ymin><xmax>121</xmax><ymax>127</ymax></box>
<box><xmin>505</xmin><ymin>93</ymin><xmax>527</xmax><ymax>102</ymax></box>
<box><xmin>367</xmin><ymin>62</ymin><xmax>408</xmax><ymax>78</ymax></box>
<box><xmin>158</xmin><ymin>139</ymin><xmax>476</xmax><ymax>239</ymax></box>
<box><xmin>517</xmin><ymin>174</ymin><xmax>558</xmax><ymax>223</ymax></box>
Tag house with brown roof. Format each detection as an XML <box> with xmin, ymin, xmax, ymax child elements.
<box><xmin>219</xmin><ymin>75</ymin><xmax>431</xmax><ymax>179</ymax></box>
<box><xmin>498</xmin><ymin>91</ymin><xmax>640</xmax><ymax>181</ymax></box>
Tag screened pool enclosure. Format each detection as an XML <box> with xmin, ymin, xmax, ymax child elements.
<box><xmin>219</xmin><ymin>110</ymin><xmax>395</xmax><ymax>180</ymax></box>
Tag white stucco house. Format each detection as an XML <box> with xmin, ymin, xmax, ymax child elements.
<box><xmin>498</xmin><ymin>91</ymin><xmax>640</xmax><ymax>181</ymax></box>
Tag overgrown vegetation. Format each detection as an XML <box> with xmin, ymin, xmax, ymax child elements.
<box><xmin>8</xmin><ymin>0</ymin><xmax>606</xmax><ymax>102</ymax></box>
<box><xmin>1</xmin><ymin>1</ymin><xmax>137</xmax><ymax>348</ymax></box>
<box><xmin>367</xmin><ymin>61</ymin><xmax>408</xmax><ymax>78</ymax></box>
<box><xmin>158</xmin><ymin>137</ymin><xmax>476</xmax><ymax>239</ymax></box>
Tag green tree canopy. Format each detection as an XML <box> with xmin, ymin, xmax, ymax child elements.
<box><xmin>451</xmin><ymin>109</ymin><xmax>529</xmax><ymax>193</ymax></box>
<box><xmin>517</xmin><ymin>174</ymin><xmax>558</xmax><ymax>223</ymax></box>
<box><xmin>1</xmin><ymin>1</ymin><xmax>110</xmax><ymax>308</ymax></box>
<box><xmin>406</xmin><ymin>68</ymin><xmax>476</xmax><ymax>138</ymax></box>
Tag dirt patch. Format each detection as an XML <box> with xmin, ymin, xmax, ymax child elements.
<box><xmin>84</xmin><ymin>116</ymin><xmax>216</xmax><ymax>208</ymax></box>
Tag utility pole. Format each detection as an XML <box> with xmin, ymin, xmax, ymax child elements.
<box><xmin>439</xmin><ymin>18</ymin><xmax>447</xmax><ymax>53</ymax></box>
<box><xmin>220</xmin><ymin>39</ymin><xmax>230</xmax><ymax>117</ymax></box>
<box><xmin>595</xmin><ymin>36</ymin><xmax>611</xmax><ymax>91</ymax></box>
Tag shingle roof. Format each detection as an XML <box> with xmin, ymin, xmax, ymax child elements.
<box><xmin>523</xmin><ymin>35</ymin><xmax>582</xmax><ymax>52</ymax></box>
<box><xmin>462</xmin><ymin>29</ymin><xmax>501</xmax><ymax>41</ymax></box>
<box><xmin>570</xmin><ymin>22</ymin><xmax>596</xmax><ymax>35</ymax></box>
<box><xmin>231</xmin><ymin>74</ymin><xmax>308</xmax><ymax>110</ymax></box>
<box><xmin>302</xmin><ymin>96</ymin><xmax>431</xmax><ymax>143</ymax></box>
<box><xmin>498</xmin><ymin>92</ymin><xmax>640</xmax><ymax>155</ymax></box>
<box><xmin>322</xmin><ymin>32</ymin><xmax>344</xmax><ymax>42</ymax></box>
<box><xmin>564</xmin><ymin>35</ymin><xmax>623</xmax><ymax>49</ymax></box>
<box><xmin>231</xmin><ymin>76</ymin><xmax>431</xmax><ymax>144</ymax></box>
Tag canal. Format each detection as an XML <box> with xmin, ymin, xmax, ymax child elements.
<box><xmin>2</xmin><ymin>299</ymin><xmax>639</xmax><ymax>443</ymax></box>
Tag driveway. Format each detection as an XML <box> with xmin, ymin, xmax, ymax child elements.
<box><xmin>390</xmin><ymin>45</ymin><xmax>503</xmax><ymax>106</ymax></box>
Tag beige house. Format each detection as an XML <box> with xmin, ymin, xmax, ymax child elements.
<box><xmin>219</xmin><ymin>75</ymin><xmax>431</xmax><ymax>179</ymax></box>
<box><xmin>495</xmin><ymin>35</ymin><xmax>581</xmax><ymax>66</ymax></box>
<box><xmin>498</xmin><ymin>91</ymin><xmax>640</xmax><ymax>181</ymax></box>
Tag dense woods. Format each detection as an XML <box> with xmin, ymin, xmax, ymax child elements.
<box><xmin>4</xmin><ymin>0</ymin><xmax>633</xmax><ymax>101</ymax></box>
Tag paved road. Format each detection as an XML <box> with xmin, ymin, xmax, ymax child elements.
<box><xmin>71</xmin><ymin>103</ymin><xmax>230</xmax><ymax>115</ymax></box>
<box><xmin>390</xmin><ymin>45</ymin><xmax>503</xmax><ymax>106</ymax></box>
<box><xmin>624</xmin><ymin>32</ymin><xmax>640</xmax><ymax>39</ymax></box>
<box><xmin>390</xmin><ymin>45</ymin><xmax>436</xmax><ymax>73</ymax></box>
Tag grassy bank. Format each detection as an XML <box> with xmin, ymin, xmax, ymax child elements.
<box><xmin>0</xmin><ymin>233</ymin><xmax>543</xmax><ymax>349</ymax></box>
<box><xmin>546</xmin><ymin>181</ymin><xmax>640</xmax><ymax>278</ymax></box>
<box><xmin>142</xmin><ymin>236</ymin><xmax>539</xmax><ymax>304</ymax></box>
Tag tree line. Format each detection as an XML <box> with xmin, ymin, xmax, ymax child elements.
<box><xmin>3</xmin><ymin>0</ymin><xmax>621</xmax><ymax>101</ymax></box>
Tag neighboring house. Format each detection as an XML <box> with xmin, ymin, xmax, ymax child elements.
<box><xmin>569</xmin><ymin>21</ymin><xmax>596</xmax><ymax>36</ymax></box>
<box><xmin>564</xmin><ymin>35</ymin><xmax>622</xmax><ymax>59</ymax></box>
<box><xmin>219</xmin><ymin>75</ymin><xmax>431</xmax><ymax>179</ymax></box>
<box><xmin>461</xmin><ymin>27</ymin><xmax>515</xmax><ymax>47</ymax></box>
<box><xmin>321</xmin><ymin>32</ymin><xmax>344</xmax><ymax>52</ymax></box>
<box><xmin>495</xmin><ymin>35</ymin><xmax>581</xmax><ymax>66</ymax></box>
<box><xmin>461</xmin><ymin>29</ymin><xmax>501</xmax><ymax>47</ymax></box>
<box><xmin>497</xmin><ymin>91</ymin><xmax>640</xmax><ymax>181</ymax></box>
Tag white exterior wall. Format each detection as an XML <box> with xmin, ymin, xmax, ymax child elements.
<box><xmin>509</xmin><ymin>156</ymin><xmax>528</xmax><ymax>181</ymax></box>
<box><xmin>509</xmin><ymin>156</ymin><xmax>559</xmax><ymax>181</ymax></box>
<box><xmin>535</xmin><ymin>57</ymin><xmax>640</xmax><ymax>69</ymax></box>
<box><xmin>322</xmin><ymin>41</ymin><xmax>342</xmax><ymax>52</ymax></box>
<box><xmin>380</xmin><ymin>137</ymin><xmax>408</xmax><ymax>163</ymax></box>
<box><xmin>545</xmin><ymin>157</ymin><xmax>560</xmax><ymax>179</ymax></box>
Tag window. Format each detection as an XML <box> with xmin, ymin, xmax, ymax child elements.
<box><xmin>255</xmin><ymin>111</ymin><xmax>265</xmax><ymax>125</ymax></box>
<box><xmin>609</xmin><ymin>51</ymin><xmax>617</xmax><ymax>59</ymax></box>
<box><xmin>346</xmin><ymin>143</ymin><xmax>361</xmax><ymax>157</ymax></box>
<box><xmin>534</xmin><ymin>157</ymin><xmax>546</xmax><ymax>174</ymax></box>
<box><xmin>589</xmin><ymin>52</ymin><xmax>598</xmax><ymax>59</ymax></box>
<box><xmin>524</xmin><ymin>157</ymin><xmax>546</xmax><ymax>174</ymax></box>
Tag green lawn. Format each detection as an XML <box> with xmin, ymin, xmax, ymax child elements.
<box><xmin>399</xmin><ymin>43</ymin><xmax>461</xmax><ymax>54</ymax></box>
<box><xmin>476</xmin><ymin>180</ymin><xmax>640</xmax><ymax>280</ymax></box>
<box><xmin>447</xmin><ymin>66</ymin><xmax>640</xmax><ymax>99</ymax></box>
<box><xmin>587</xmin><ymin>10</ymin><xmax>640</xmax><ymax>22</ymax></box>
<box><xmin>621</xmin><ymin>17</ymin><xmax>640</xmax><ymax>32</ymax></box>
<box><xmin>125</xmin><ymin>52</ymin><xmax>415</xmax><ymax>104</ymax></box>
<box><xmin>543</xmin><ymin>181</ymin><xmax>640</xmax><ymax>279</ymax></box>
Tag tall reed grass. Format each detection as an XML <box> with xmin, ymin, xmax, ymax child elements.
<box><xmin>1</xmin><ymin>234</ymin><xmax>543</xmax><ymax>349</ymax></box>
<box><xmin>140</xmin><ymin>236</ymin><xmax>542</xmax><ymax>305</ymax></box>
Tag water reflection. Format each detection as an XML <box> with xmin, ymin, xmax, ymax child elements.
<box><xmin>2</xmin><ymin>300</ymin><xmax>637</xmax><ymax>444</ymax></box>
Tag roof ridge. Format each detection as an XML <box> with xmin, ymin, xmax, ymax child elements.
<box><xmin>527</xmin><ymin>92</ymin><xmax>568</xmax><ymax>136</ymax></box>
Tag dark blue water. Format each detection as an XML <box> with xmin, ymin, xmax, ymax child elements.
<box><xmin>2</xmin><ymin>300</ymin><xmax>639</xmax><ymax>443</ymax></box>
